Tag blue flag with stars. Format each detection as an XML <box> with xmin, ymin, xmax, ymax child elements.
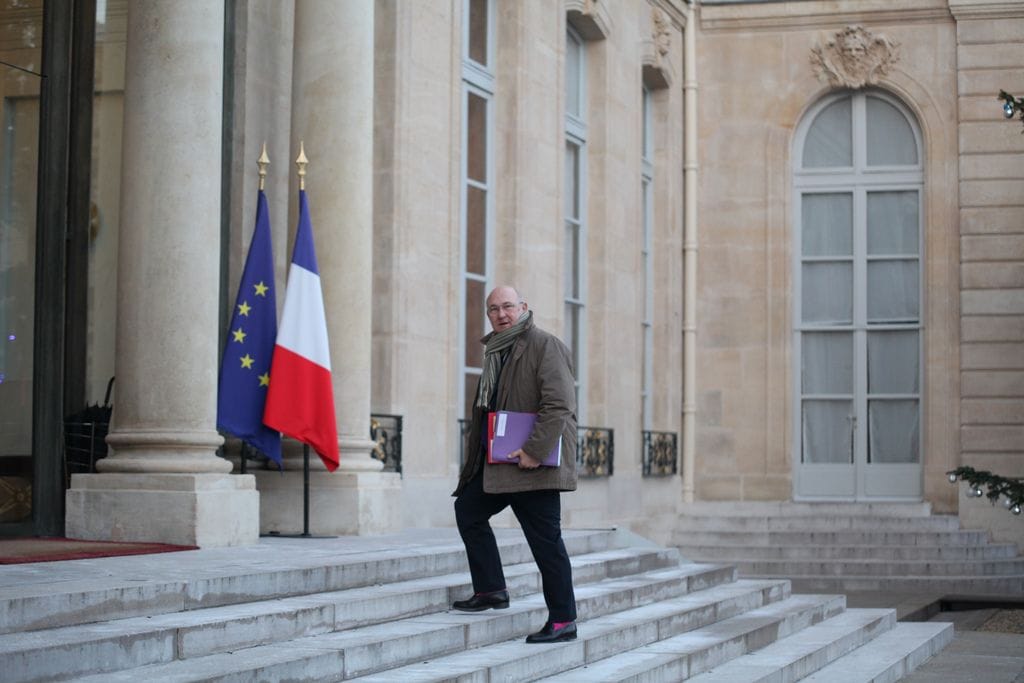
<box><xmin>217</xmin><ymin>189</ymin><xmax>282</xmax><ymax>466</ymax></box>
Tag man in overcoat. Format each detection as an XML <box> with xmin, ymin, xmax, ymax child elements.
<box><xmin>452</xmin><ymin>285</ymin><xmax>579</xmax><ymax>644</ymax></box>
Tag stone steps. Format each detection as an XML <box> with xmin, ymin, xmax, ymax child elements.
<box><xmin>678</xmin><ymin>502</ymin><xmax>935</xmax><ymax>517</ymax></box>
<box><xmin>0</xmin><ymin>544</ymin><xmax>692</xmax><ymax>683</ymax></box>
<box><xmin>798</xmin><ymin>622</ymin><xmax>956</xmax><ymax>682</ymax></box>
<box><xmin>66</xmin><ymin>564</ymin><xmax>752</xmax><ymax>682</ymax></box>
<box><xmin>676</xmin><ymin>542</ymin><xmax>1017</xmax><ymax>561</ymax></box>
<box><xmin>675</xmin><ymin>530</ymin><xmax>993</xmax><ymax>547</ymax></box>
<box><xmin>787</xmin><ymin>574</ymin><xmax>1024</xmax><ymax>595</ymax></box>
<box><xmin>672</xmin><ymin>505</ymin><xmax>1024</xmax><ymax>597</ymax></box>
<box><xmin>0</xmin><ymin>527</ymin><xmax>952</xmax><ymax>682</ymax></box>
<box><xmin>534</xmin><ymin>595</ymin><xmax>852</xmax><ymax>682</ymax></box>
<box><xmin>687</xmin><ymin>614</ymin><xmax>954</xmax><ymax>683</ymax></box>
<box><xmin>673</xmin><ymin>515</ymin><xmax>962</xmax><ymax>533</ymax></box>
<box><xmin>0</xmin><ymin>529</ymin><xmax>619</xmax><ymax>636</ymax></box>
<box><xmin>734</xmin><ymin>557</ymin><xmax>1024</xmax><ymax>577</ymax></box>
<box><xmin>353</xmin><ymin>586</ymin><xmax>826</xmax><ymax>682</ymax></box>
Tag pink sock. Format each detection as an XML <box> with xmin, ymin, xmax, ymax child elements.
<box><xmin>551</xmin><ymin>621</ymin><xmax>573</xmax><ymax>630</ymax></box>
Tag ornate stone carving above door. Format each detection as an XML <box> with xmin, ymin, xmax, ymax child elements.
<box><xmin>810</xmin><ymin>25</ymin><xmax>900</xmax><ymax>89</ymax></box>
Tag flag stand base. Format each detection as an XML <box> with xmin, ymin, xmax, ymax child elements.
<box><xmin>260</xmin><ymin>444</ymin><xmax>336</xmax><ymax>539</ymax></box>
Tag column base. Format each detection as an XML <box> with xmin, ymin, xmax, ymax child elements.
<box><xmin>65</xmin><ymin>473</ymin><xmax>259</xmax><ymax>548</ymax></box>
<box><xmin>254</xmin><ymin>469</ymin><xmax>402</xmax><ymax>535</ymax></box>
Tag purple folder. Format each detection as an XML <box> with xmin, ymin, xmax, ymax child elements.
<box><xmin>487</xmin><ymin>411</ymin><xmax>561</xmax><ymax>467</ymax></box>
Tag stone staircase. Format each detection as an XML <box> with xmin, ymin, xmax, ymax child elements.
<box><xmin>671</xmin><ymin>502</ymin><xmax>1024</xmax><ymax>596</ymax></box>
<box><xmin>0</xmin><ymin>527</ymin><xmax>952</xmax><ymax>682</ymax></box>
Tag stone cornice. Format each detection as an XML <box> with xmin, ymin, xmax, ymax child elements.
<box><xmin>700</xmin><ymin>1</ymin><xmax>953</xmax><ymax>33</ymax></box>
<box><xmin>565</xmin><ymin>0</ymin><xmax>613</xmax><ymax>40</ymax></box>
<box><xmin>948</xmin><ymin>0</ymin><xmax>1024</xmax><ymax>19</ymax></box>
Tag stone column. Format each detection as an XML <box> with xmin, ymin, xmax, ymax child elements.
<box><xmin>66</xmin><ymin>1</ymin><xmax>258</xmax><ymax>547</ymax></box>
<box><xmin>255</xmin><ymin>0</ymin><xmax>401</xmax><ymax>535</ymax></box>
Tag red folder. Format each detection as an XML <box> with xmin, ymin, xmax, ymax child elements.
<box><xmin>487</xmin><ymin>411</ymin><xmax>561</xmax><ymax>467</ymax></box>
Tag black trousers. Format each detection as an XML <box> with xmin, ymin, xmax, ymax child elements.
<box><xmin>454</xmin><ymin>472</ymin><xmax>577</xmax><ymax>622</ymax></box>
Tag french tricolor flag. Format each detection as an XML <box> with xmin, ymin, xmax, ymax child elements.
<box><xmin>263</xmin><ymin>189</ymin><xmax>340</xmax><ymax>471</ymax></box>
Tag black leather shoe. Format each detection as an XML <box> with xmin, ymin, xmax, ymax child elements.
<box><xmin>451</xmin><ymin>590</ymin><xmax>510</xmax><ymax>612</ymax></box>
<box><xmin>525</xmin><ymin>621</ymin><xmax>577</xmax><ymax>643</ymax></box>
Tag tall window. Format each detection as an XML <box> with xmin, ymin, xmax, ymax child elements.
<box><xmin>640</xmin><ymin>86</ymin><xmax>654</xmax><ymax>431</ymax></box>
<box><xmin>564</xmin><ymin>27</ymin><xmax>586</xmax><ymax>415</ymax></box>
<box><xmin>460</xmin><ymin>0</ymin><xmax>495</xmax><ymax>419</ymax></box>
<box><xmin>793</xmin><ymin>90</ymin><xmax>923</xmax><ymax>499</ymax></box>
<box><xmin>0</xmin><ymin>2</ymin><xmax>44</xmax><ymax>525</ymax></box>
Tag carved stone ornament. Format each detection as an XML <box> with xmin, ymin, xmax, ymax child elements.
<box><xmin>652</xmin><ymin>7</ymin><xmax>671</xmax><ymax>58</ymax></box>
<box><xmin>810</xmin><ymin>25</ymin><xmax>900</xmax><ymax>89</ymax></box>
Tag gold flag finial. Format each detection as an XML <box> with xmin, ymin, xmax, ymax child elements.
<box><xmin>296</xmin><ymin>141</ymin><xmax>308</xmax><ymax>191</ymax></box>
<box><xmin>257</xmin><ymin>142</ymin><xmax>270</xmax><ymax>191</ymax></box>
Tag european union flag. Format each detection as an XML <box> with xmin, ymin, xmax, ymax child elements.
<box><xmin>217</xmin><ymin>189</ymin><xmax>282</xmax><ymax>466</ymax></box>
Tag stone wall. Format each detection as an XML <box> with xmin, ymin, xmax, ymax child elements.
<box><xmin>696</xmin><ymin>0</ymin><xmax>960</xmax><ymax>508</ymax></box>
<box><xmin>952</xmin><ymin>1</ymin><xmax>1024</xmax><ymax>503</ymax></box>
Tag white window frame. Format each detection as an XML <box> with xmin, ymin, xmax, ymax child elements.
<box><xmin>792</xmin><ymin>89</ymin><xmax>925</xmax><ymax>500</ymax></box>
<box><xmin>565</xmin><ymin>25</ymin><xmax>588</xmax><ymax>420</ymax></box>
<box><xmin>640</xmin><ymin>86</ymin><xmax>654</xmax><ymax>431</ymax></box>
<box><xmin>458</xmin><ymin>0</ymin><xmax>496</xmax><ymax>420</ymax></box>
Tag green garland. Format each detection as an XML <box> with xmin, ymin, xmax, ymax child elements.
<box><xmin>998</xmin><ymin>90</ymin><xmax>1024</xmax><ymax>130</ymax></box>
<box><xmin>947</xmin><ymin>466</ymin><xmax>1023</xmax><ymax>515</ymax></box>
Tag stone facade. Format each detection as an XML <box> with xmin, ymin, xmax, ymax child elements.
<box><xmin>951</xmin><ymin>0</ymin><xmax>1024</xmax><ymax>545</ymax></box>
<box><xmin>3</xmin><ymin>0</ymin><xmax>1021</xmax><ymax>546</ymax></box>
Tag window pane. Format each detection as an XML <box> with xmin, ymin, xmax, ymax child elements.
<box><xmin>564</xmin><ymin>302</ymin><xmax>578</xmax><ymax>366</ymax></box>
<box><xmin>565</xmin><ymin>141</ymin><xmax>579</xmax><ymax>220</ymax></box>
<box><xmin>866</xmin><ymin>96</ymin><xmax>917</xmax><ymax>166</ymax></box>
<box><xmin>803</xmin><ymin>97</ymin><xmax>852</xmax><ymax>168</ymax></box>
<box><xmin>642</xmin><ymin>88</ymin><xmax>652</xmax><ymax>160</ymax></box>
<box><xmin>468</xmin><ymin>0</ymin><xmax>488</xmax><ymax>67</ymax></box>
<box><xmin>802</xmin><ymin>400</ymin><xmax>853</xmax><ymax>464</ymax></box>
<box><xmin>868</xmin><ymin>331</ymin><xmax>919</xmax><ymax>394</ymax></box>
<box><xmin>466</xmin><ymin>92</ymin><xmax>487</xmax><ymax>183</ymax></box>
<box><xmin>868</xmin><ymin>399</ymin><xmax>919</xmax><ymax>463</ymax></box>
<box><xmin>802</xmin><ymin>193</ymin><xmax>852</xmax><ymax>256</ymax></box>
<box><xmin>464</xmin><ymin>279</ymin><xmax>485</xmax><ymax>369</ymax></box>
<box><xmin>867</xmin><ymin>260</ymin><xmax>919</xmax><ymax>323</ymax></box>
<box><xmin>564</xmin><ymin>224</ymin><xmax>579</xmax><ymax>298</ymax></box>
<box><xmin>802</xmin><ymin>262</ymin><xmax>852</xmax><ymax>324</ymax></box>
<box><xmin>0</xmin><ymin>73</ymin><xmax>40</xmax><ymax>524</ymax></box>
<box><xmin>802</xmin><ymin>332</ymin><xmax>853</xmax><ymax>394</ymax></box>
<box><xmin>566</xmin><ymin>31</ymin><xmax>581</xmax><ymax>119</ymax></box>
<box><xmin>466</xmin><ymin>185</ymin><xmax>486</xmax><ymax>276</ymax></box>
<box><xmin>867</xmin><ymin>191</ymin><xmax>918</xmax><ymax>256</ymax></box>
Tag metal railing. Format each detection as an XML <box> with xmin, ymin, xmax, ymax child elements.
<box><xmin>370</xmin><ymin>413</ymin><xmax>403</xmax><ymax>475</ymax></box>
<box><xmin>577</xmin><ymin>426</ymin><xmax>614</xmax><ymax>478</ymax></box>
<box><xmin>642</xmin><ymin>430</ymin><xmax>678</xmax><ymax>477</ymax></box>
<box><xmin>219</xmin><ymin>414</ymin><xmax>405</xmax><ymax>474</ymax></box>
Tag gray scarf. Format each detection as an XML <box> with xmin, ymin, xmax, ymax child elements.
<box><xmin>475</xmin><ymin>310</ymin><xmax>533</xmax><ymax>410</ymax></box>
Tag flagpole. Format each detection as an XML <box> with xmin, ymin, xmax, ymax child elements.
<box><xmin>297</xmin><ymin>141</ymin><xmax>313</xmax><ymax>539</ymax></box>
<box><xmin>258</xmin><ymin>142</ymin><xmax>269</xmax><ymax>191</ymax></box>
<box><xmin>302</xmin><ymin>444</ymin><xmax>311</xmax><ymax>537</ymax></box>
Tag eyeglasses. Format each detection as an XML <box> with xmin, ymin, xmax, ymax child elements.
<box><xmin>486</xmin><ymin>301</ymin><xmax>523</xmax><ymax>315</ymax></box>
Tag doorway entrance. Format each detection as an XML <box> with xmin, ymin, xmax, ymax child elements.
<box><xmin>792</xmin><ymin>90</ymin><xmax>924</xmax><ymax>501</ymax></box>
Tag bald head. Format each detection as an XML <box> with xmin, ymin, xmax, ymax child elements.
<box><xmin>486</xmin><ymin>285</ymin><xmax>528</xmax><ymax>332</ymax></box>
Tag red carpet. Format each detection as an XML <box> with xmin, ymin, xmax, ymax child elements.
<box><xmin>0</xmin><ymin>537</ymin><xmax>197</xmax><ymax>564</ymax></box>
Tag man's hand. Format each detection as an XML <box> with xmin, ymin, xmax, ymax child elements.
<box><xmin>509</xmin><ymin>448</ymin><xmax>541</xmax><ymax>470</ymax></box>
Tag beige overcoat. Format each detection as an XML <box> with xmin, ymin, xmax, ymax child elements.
<box><xmin>454</xmin><ymin>320</ymin><xmax>578</xmax><ymax>495</ymax></box>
